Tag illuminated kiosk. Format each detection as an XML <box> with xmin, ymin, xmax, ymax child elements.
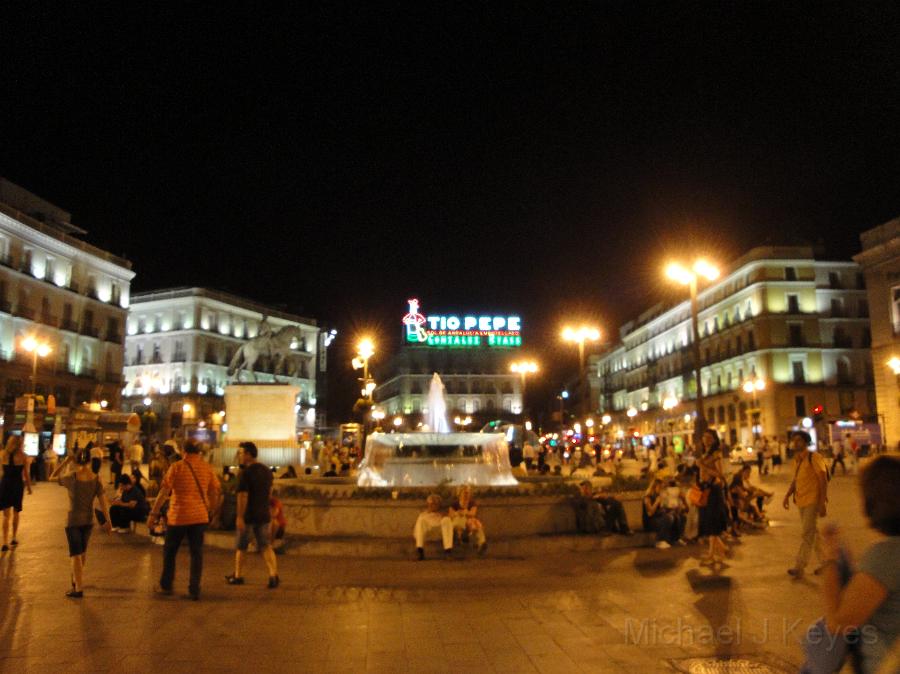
<box><xmin>219</xmin><ymin>383</ymin><xmax>305</xmax><ymax>466</ymax></box>
<box><xmin>357</xmin><ymin>373</ymin><xmax>518</xmax><ymax>487</ymax></box>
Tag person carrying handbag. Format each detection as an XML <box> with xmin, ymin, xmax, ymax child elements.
<box><xmin>148</xmin><ymin>439</ymin><xmax>220</xmax><ymax>601</ymax></box>
<box><xmin>784</xmin><ymin>431</ymin><xmax>829</xmax><ymax>579</ymax></box>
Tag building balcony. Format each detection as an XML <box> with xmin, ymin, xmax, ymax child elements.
<box><xmin>39</xmin><ymin>313</ymin><xmax>58</xmax><ymax>327</ymax></box>
<box><xmin>14</xmin><ymin>305</ymin><xmax>36</xmax><ymax>320</ymax></box>
<box><xmin>833</xmin><ymin>336</ymin><xmax>853</xmax><ymax>348</ymax></box>
<box><xmin>60</xmin><ymin>318</ymin><xmax>79</xmax><ymax>332</ymax></box>
<box><xmin>80</xmin><ymin>325</ymin><xmax>99</xmax><ymax>338</ymax></box>
<box><xmin>106</xmin><ymin>332</ymin><xmax>123</xmax><ymax>344</ymax></box>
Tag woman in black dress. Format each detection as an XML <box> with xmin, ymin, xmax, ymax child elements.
<box><xmin>697</xmin><ymin>429</ymin><xmax>729</xmax><ymax>566</ymax></box>
<box><xmin>0</xmin><ymin>435</ymin><xmax>33</xmax><ymax>551</ymax></box>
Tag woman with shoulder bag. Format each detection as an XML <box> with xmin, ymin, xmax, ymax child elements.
<box><xmin>697</xmin><ymin>429</ymin><xmax>729</xmax><ymax>566</ymax></box>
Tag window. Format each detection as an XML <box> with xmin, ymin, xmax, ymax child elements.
<box><xmin>792</xmin><ymin>360</ymin><xmax>806</xmax><ymax>384</ymax></box>
<box><xmin>736</xmin><ymin>335</ymin><xmax>743</xmax><ymax>353</ymax></box>
<box><xmin>856</xmin><ymin>273</ymin><xmax>865</xmax><ymax>290</ymax></box>
<box><xmin>152</xmin><ymin>342</ymin><xmax>161</xmax><ymax>363</ymax></box>
<box><xmin>110</xmin><ymin>283</ymin><xmax>120</xmax><ymax>305</ymax></box>
<box><xmin>785</xmin><ymin>267</ymin><xmax>797</xmax><ymax>281</ymax></box>
<box><xmin>747</xmin><ymin>330</ymin><xmax>756</xmax><ymax>350</ymax></box>
<box><xmin>828</xmin><ymin>272</ymin><xmax>841</xmax><ymax>289</ymax></box>
<box><xmin>833</xmin><ymin>326</ymin><xmax>851</xmax><ymax>348</ymax></box>
<box><xmin>787</xmin><ymin>294</ymin><xmax>800</xmax><ymax>313</ymax></box>
<box><xmin>836</xmin><ymin>358</ymin><xmax>852</xmax><ymax>385</ymax></box>
<box><xmin>839</xmin><ymin>390</ymin><xmax>855</xmax><ymax>415</ymax></box>
<box><xmin>858</xmin><ymin>299</ymin><xmax>869</xmax><ymax>318</ymax></box>
<box><xmin>45</xmin><ymin>257</ymin><xmax>54</xmax><ymax>281</ymax></box>
<box><xmin>106</xmin><ymin>317</ymin><xmax>120</xmax><ymax>341</ymax></box>
<box><xmin>795</xmin><ymin>395</ymin><xmax>806</xmax><ymax>418</ymax></box>
<box><xmin>135</xmin><ymin>344</ymin><xmax>144</xmax><ymax>366</ymax></box>
<box><xmin>788</xmin><ymin>323</ymin><xmax>804</xmax><ymax>347</ymax></box>
<box><xmin>830</xmin><ymin>298</ymin><xmax>843</xmax><ymax>317</ymax></box>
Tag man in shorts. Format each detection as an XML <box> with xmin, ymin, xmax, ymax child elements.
<box><xmin>225</xmin><ymin>442</ymin><xmax>279</xmax><ymax>588</ymax></box>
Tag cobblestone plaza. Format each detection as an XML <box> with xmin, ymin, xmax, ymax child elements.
<box><xmin>0</xmin><ymin>467</ymin><xmax>882</xmax><ymax>673</ymax></box>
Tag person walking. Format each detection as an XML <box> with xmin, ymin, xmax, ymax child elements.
<box><xmin>51</xmin><ymin>446</ymin><xmax>112</xmax><ymax>597</ymax></box>
<box><xmin>831</xmin><ymin>441</ymin><xmax>847</xmax><ymax>477</ymax></box>
<box><xmin>697</xmin><ymin>429</ymin><xmax>729</xmax><ymax>566</ymax></box>
<box><xmin>0</xmin><ymin>436</ymin><xmax>33</xmax><ymax>551</ymax></box>
<box><xmin>148</xmin><ymin>439</ymin><xmax>220</xmax><ymax>600</ymax></box>
<box><xmin>225</xmin><ymin>442</ymin><xmax>279</xmax><ymax>588</ymax></box>
<box><xmin>784</xmin><ymin>430</ymin><xmax>829</xmax><ymax>579</ymax></box>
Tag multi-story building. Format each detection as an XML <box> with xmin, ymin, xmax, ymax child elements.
<box><xmin>374</xmin><ymin>298</ymin><xmax>525</xmax><ymax>426</ymax></box>
<box><xmin>0</xmin><ymin>178</ymin><xmax>134</xmax><ymax>411</ymax></box>
<box><xmin>854</xmin><ymin>216</ymin><xmax>900</xmax><ymax>449</ymax></box>
<box><xmin>122</xmin><ymin>287</ymin><xmax>320</xmax><ymax>438</ymax></box>
<box><xmin>590</xmin><ymin>245</ymin><xmax>875</xmax><ymax>448</ymax></box>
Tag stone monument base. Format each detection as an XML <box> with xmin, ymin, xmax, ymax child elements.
<box><xmin>219</xmin><ymin>383</ymin><xmax>304</xmax><ymax>467</ymax></box>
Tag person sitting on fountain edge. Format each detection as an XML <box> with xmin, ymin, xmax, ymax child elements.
<box><xmin>413</xmin><ymin>494</ymin><xmax>453</xmax><ymax>560</ymax></box>
<box><xmin>575</xmin><ymin>480</ymin><xmax>632</xmax><ymax>535</ymax></box>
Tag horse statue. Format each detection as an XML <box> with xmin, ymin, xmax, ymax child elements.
<box><xmin>227</xmin><ymin>325</ymin><xmax>306</xmax><ymax>382</ymax></box>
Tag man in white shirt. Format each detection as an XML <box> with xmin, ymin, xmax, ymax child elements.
<box><xmin>129</xmin><ymin>439</ymin><xmax>145</xmax><ymax>483</ymax></box>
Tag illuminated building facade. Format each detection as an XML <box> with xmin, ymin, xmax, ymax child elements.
<box><xmin>590</xmin><ymin>246</ymin><xmax>875</xmax><ymax>447</ymax></box>
<box><xmin>122</xmin><ymin>287</ymin><xmax>320</xmax><ymax>438</ymax></box>
<box><xmin>0</xmin><ymin>178</ymin><xmax>134</xmax><ymax>412</ymax></box>
<box><xmin>854</xmin><ymin>216</ymin><xmax>900</xmax><ymax>449</ymax></box>
<box><xmin>375</xmin><ymin>299</ymin><xmax>524</xmax><ymax>425</ymax></box>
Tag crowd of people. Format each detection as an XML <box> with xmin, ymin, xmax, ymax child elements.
<box><xmin>1</xmin><ymin>426</ymin><xmax>897</xmax><ymax>673</ymax></box>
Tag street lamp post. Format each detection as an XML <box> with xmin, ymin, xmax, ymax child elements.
<box><xmin>510</xmin><ymin>360</ymin><xmax>538</xmax><ymax>418</ymax></box>
<box><xmin>562</xmin><ymin>326</ymin><xmax>600</xmax><ymax>415</ymax></box>
<box><xmin>22</xmin><ymin>336</ymin><xmax>52</xmax><ymax>396</ymax></box>
<box><xmin>742</xmin><ymin>376</ymin><xmax>766</xmax><ymax>440</ymax></box>
<box><xmin>353</xmin><ymin>337</ymin><xmax>376</xmax><ymax>402</ymax></box>
<box><xmin>665</xmin><ymin>259</ymin><xmax>720</xmax><ymax>443</ymax></box>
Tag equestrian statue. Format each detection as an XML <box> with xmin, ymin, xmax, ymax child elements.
<box><xmin>227</xmin><ymin>319</ymin><xmax>307</xmax><ymax>382</ymax></box>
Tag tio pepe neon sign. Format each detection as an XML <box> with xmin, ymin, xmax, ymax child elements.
<box><xmin>402</xmin><ymin>299</ymin><xmax>522</xmax><ymax>348</ymax></box>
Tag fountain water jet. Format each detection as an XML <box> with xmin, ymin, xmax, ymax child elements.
<box><xmin>356</xmin><ymin>372</ymin><xmax>517</xmax><ymax>487</ymax></box>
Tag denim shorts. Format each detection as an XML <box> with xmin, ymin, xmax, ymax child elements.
<box><xmin>235</xmin><ymin>522</ymin><xmax>271</xmax><ymax>551</ymax></box>
<box><xmin>65</xmin><ymin>524</ymin><xmax>93</xmax><ymax>557</ymax></box>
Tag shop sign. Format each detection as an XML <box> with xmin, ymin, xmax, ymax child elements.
<box><xmin>402</xmin><ymin>298</ymin><xmax>521</xmax><ymax>348</ymax></box>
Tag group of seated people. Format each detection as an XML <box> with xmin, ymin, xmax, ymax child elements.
<box><xmin>109</xmin><ymin>473</ymin><xmax>150</xmax><ymax>532</ymax></box>
<box><xmin>412</xmin><ymin>485</ymin><xmax>487</xmax><ymax>560</ymax></box>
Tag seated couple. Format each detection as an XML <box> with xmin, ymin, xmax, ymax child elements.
<box><xmin>574</xmin><ymin>481</ymin><xmax>632</xmax><ymax>535</ymax></box>
<box><xmin>109</xmin><ymin>474</ymin><xmax>149</xmax><ymax>532</ymax></box>
<box><xmin>413</xmin><ymin>486</ymin><xmax>487</xmax><ymax>560</ymax></box>
<box><xmin>643</xmin><ymin>478</ymin><xmax>688</xmax><ymax>549</ymax></box>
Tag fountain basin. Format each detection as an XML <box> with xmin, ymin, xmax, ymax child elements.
<box><xmin>356</xmin><ymin>431</ymin><xmax>518</xmax><ymax>487</ymax></box>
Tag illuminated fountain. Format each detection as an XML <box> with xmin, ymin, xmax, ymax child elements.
<box><xmin>356</xmin><ymin>373</ymin><xmax>518</xmax><ymax>487</ymax></box>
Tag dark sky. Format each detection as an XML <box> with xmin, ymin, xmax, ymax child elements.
<box><xmin>4</xmin><ymin>4</ymin><xmax>900</xmax><ymax>422</ymax></box>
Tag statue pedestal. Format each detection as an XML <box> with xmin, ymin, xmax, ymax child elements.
<box><xmin>219</xmin><ymin>383</ymin><xmax>303</xmax><ymax>467</ymax></box>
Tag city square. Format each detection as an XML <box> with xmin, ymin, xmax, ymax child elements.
<box><xmin>0</xmin><ymin>466</ymin><xmax>883</xmax><ymax>673</ymax></box>
<box><xmin>3</xmin><ymin>4</ymin><xmax>900</xmax><ymax>674</ymax></box>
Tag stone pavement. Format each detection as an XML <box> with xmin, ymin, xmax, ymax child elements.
<box><xmin>0</xmin><ymin>463</ymin><xmax>882</xmax><ymax>673</ymax></box>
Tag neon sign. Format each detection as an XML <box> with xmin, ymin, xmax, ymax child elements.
<box><xmin>402</xmin><ymin>299</ymin><xmax>522</xmax><ymax>347</ymax></box>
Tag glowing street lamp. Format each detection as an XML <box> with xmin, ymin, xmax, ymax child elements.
<box><xmin>353</xmin><ymin>337</ymin><xmax>376</xmax><ymax>402</ymax></box>
<box><xmin>601</xmin><ymin>414</ymin><xmax>612</xmax><ymax>425</ymax></box>
<box><xmin>888</xmin><ymin>357</ymin><xmax>900</xmax><ymax>375</ymax></box>
<box><xmin>626</xmin><ymin>407</ymin><xmax>638</xmax><ymax>419</ymax></box>
<box><xmin>562</xmin><ymin>325</ymin><xmax>601</xmax><ymax>413</ymax></box>
<box><xmin>664</xmin><ymin>258</ymin><xmax>720</xmax><ymax>440</ymax></box>
<box><xmin>21</xmin><ymin>336</ymin><xmax>52</xmax><ymax>396</ymax></box>
<box><xmin>742</xmin><ymin>376</ymin><xmax>766</xmax><ymax>438</ymax></box>
<box><xmin>510</xmin><ymin>360</ymin><xmax>539</xmax><ymax>416</ymax></box>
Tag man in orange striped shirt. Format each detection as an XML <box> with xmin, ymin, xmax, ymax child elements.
<box><xmin>148</xmin><ymin>439</ymin><xmax>220</xmax><ymax>600</ymax></box>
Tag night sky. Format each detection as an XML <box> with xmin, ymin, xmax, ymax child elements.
<box><xmin>4</xmin><ymin>4</ymin><xmax>900</xmax><ymax>422</ymax></box>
